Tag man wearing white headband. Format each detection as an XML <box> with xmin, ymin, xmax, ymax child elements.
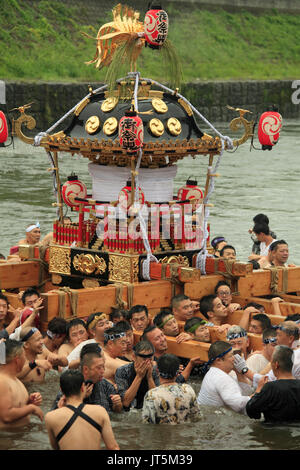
<box><xmin>18</xmin><ymin>222</ymin><xmax>41</xmax><ymax>246</ymax></box>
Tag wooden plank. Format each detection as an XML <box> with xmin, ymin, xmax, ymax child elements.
<box><xmin>232</xmin><ymin>295</ymin><xmax>300</xmax><ymax>316</ymax></box>
<box><xmin>41</xmin><ymin>280</ymin><xmax>180</xmax><ymax>322</ymax></box>
<box><xmin>184</xmin><ymin>275</ymin><xmax>225</xmax><ymax>300</ymax></box>
<box><xmin>227</xmin><ymin>309</ymin><xmax>284</xmax><ymax>327</ymax></box>
<box><xmin>133</xmin><ymin>330</ymin><xmax>210</xmax><ymax>361</ymax></box>
<box><xmin>131</xmin><ymin>280</ymin><xmax>181</xmax><ymax>309</ymax></box>
<box><xmin>0</xmin><ymin>260</ymin><xmax>41</xmax><ymax>289</ymax></box>
<box><xmin>237</xmin><ymin>267</ymin><xmax>300</xmax><ymax>297</ymax></box>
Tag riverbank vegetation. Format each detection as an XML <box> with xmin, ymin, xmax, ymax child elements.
<box><xmin>1</xmin><ymin>0</ymin><xmax>300</xmax><ymax>82</ymax></box>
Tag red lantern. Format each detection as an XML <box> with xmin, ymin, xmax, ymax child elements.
<box><xmin>258</xmin><ymin>111</ymin><xmax>282</xmax><ymax>150</ymax></box>
<box><xmin>144</xmin><ymin>5</ymin><xmax>168</xmax><ymax>49</ymax></box>
<box><xmin>0</xmin><ymin>110</ymin><xmax>8</xmax><ymax>144</ymax></box>
<box><xmin>177</xmin><ymin>178</ymin><xmax>203</xmax><ymax>205</ymax></box>
<box><xmin>118</xmin><ymin>180</ymin><xmax>145</xmax><ymax>211</ymax></box>
<box><xmin>62</xmin><ymin>174</ymin><xmax>87</xmax><ymax>207</ymax></box>
<box><xmin>119</xmin><ymin>110</ymin><xmax>144</xmax><ymax>153</ymax></box>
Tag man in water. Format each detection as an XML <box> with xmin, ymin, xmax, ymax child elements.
<box><xmin>102</xmin><ymin>326</ymin><xmax>128</xmax><ymax>384</ymax></box>
<box><xmin>66</xmin><ymin>313</ymin><xmax>113</xmax><ymax>369</ymax></box>
<box><xmin>246</xmin><ymin>345</ymin><xmax>300</xmax><ymax>422</ymax></box>
<box><xmin>197</xmin><ymin>341</ymin><xmax>251</xmax><ymax>413</ymax></box>
<box><xmin>115</xmin><ymin>340</ymin><xmax>159</xmax><ymax>410</ymax></box>
<box><xmin>53</xmin><ymin>343</ymin><xmax>122</xmax><ymax>414</ymax></box>
<box><xmin>141</xmin><ymin>325</ymin><xmax>202</xmax><ymax>382</ymax></box>
<box><xmin>45</xmin><ymin>369</ymin><xmax>119</xmax><ymax>450</ymax></box>
<box><xmin>58</xmin><ymin>318</ymin><xmax>89</xmax><ymax>357</ymax></box>
<box><xmin>0</xmin><ymin>339</ymin><xmax>43</xmax><ymax>428</ymax></box>
<box><xmin>18</xmin><ymin>327</ymin><xmax>67</xmax><ymax>383</ymax></box>
<box><xmin>43</xmin><ymin>317</ymin><xmax>68</xmax><ymax>355</ymax></box>
<box><xmin>142</xmin><ymin>354</ymin><xmax>201</xmax><ymax>424</ymax></box>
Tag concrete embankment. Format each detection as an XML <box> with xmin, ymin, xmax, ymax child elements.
<box><xmin>4</xmin><ymin>79</ymin><xmax>299</xmax><ymax>135</ymax></box>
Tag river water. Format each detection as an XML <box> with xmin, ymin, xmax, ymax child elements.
<box><xmin>0</xmin><ymin>118</ymin><xmax>300</xmax><ymax>451</ymax></box>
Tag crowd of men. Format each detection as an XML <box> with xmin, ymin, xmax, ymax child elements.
<box><xmin>1</xmin><ymin>213</ymin><xmax>300</xmax><ymax>450</ymax></box>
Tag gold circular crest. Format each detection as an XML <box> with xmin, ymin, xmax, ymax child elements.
<box><xmin>101</xmin><ymin>97</ymin><xmax>119</xmax><ymax>112</ymax></box>
<box><xmin>103</xmin><ymin>117</ymin><xmax>118</xmax><ymax>135</ymax></box>
<box><xmin>167</xmin><ymin>117</ymin><xmax>182</xmax><ymax>136</ymax></box>
<box><xmin>85</xmin><ymin>116</ymin><xmax>100</xmax><ymax>134</ymax></box>
<box><xmin>152</xmin><ymin>98</ymin><xmax>168</xmax><ymax>114</ymax></box>
<box><xmin>149</xmin><ymin>118</ymin><xmax>164</xmax><ymax>137</ymax></box>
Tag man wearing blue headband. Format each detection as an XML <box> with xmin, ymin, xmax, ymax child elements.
<box><xmin>197</xmin><ymin>341</ymin><xmax>251</xmax><ymax>413</ymax></box>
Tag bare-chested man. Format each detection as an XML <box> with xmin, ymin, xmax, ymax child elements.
<box><xmin>43</xmin><ymin>317</ymin><xmax>68</xmax><ymax>355</ymax></box>
<box><xmin>102</xmin><ymin>326</ymin><xmax>128</xmax><ymax>384</ymax></box>
<box><xmin>0</xmin><ymin>339</ymin><xmax>43</xmax><ymax>428</ymax></box>
<box><xmin>18</xmin><ymin>327</ymin><xmax>67</xmax><ymax>383</ymax></box>
<box><xmin>58</xmin><ymin>318</ymin><xmax>89</xmax><ymax>357</ymax></box>
<box><xmin>45</xmin><ymin>369</ymin><xmax>119</xmax><ymax>450</ymax></box>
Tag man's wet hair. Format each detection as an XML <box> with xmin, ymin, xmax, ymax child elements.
<box><xmin>253</xmin><ymin>213</ymin><xmax>269</xmax><ymax>225</ymax></box>
<box><xmin>21</xmin><ymin>288</ymin><xmax>39</xmax><ymax>305</ymax></box>
<box><xmin>253</xmin><ymin>222</ymin><xmax>270</xmax><ymax>236</ymax></box>
<box><xmin>285</xmin><ymin>314</ymin><xmax>300</xmax><ymax>322</ymax></box>
<box><xmin>214</xmin><ymin>280</ymin><xmax>230</xmax><ymax>294</ymax></box>
<box><xmin>220</xmin><ymin>245</ymin><xmax>236</xmax><ymax>257</ymax></box>
<box><xmin>0</xmin><ymin>292</ymin><xmax>8</xmax><ymax>306</ymax></box>
<box><xmin>66</xmin><ymin>318</ymin><xmax>87</xmax><ymax>339</ymax></box>
<box><xmin>115</xmin><ymin>320</ymin><xmax>133</xmax><ymax>333</ymax></box>
<box><xmin>278</xmin><ymin>321</ymin><xmax>299</xmax><ymax>340</ymax></box>
<box><xmin>252</xmin><ymin>313</ymin><xmax>272</xmax><ymax>331</ymax></box>
<box><xmin>272</xmin><ymin>345</ymin><xmax>293</xmax><ymax>373</ymax></box>
<box><xmin>110</xmin><ymin>308</ymin><xmax>128</xmax><ymax>323</ymax></box>
<box><xmin>60</xmin><ymin>370</ymin><xmax>84</xmax><ymax>397</ymax></box>
<box><xmin>199</xmin><ymin>294</ymin><xmax>217</xmax><ymax>320</ymax></box>
<box><xmin>171</xmin><ymin>294</ymin><xmax>190</xmax><ymax>310</ymax></box>
<box><xmin>153</xmin><ymin>308</ymin><xmax>173</xmax><ymax>329</ymax></box>
<box><xmin>243</xmin><ymin>302</ymin><xmax>264</xmax><ymax>311</ymax></box>
<box><xmin>140</xmin><ymin>324</ymin><xmax>157</xmax><ymax>342</ymax></box>
<box><xmin>133</xmin><ymin>340</ymin><xmax>154</xmax><ymax>355</ymax></box>
<box><xmin>48</xmin><ymin>317</ymin><xmax>67</xmax><ymax>335</ymax></box>
<box><xmin>208</xmin><ymin>340</ymin><xmax>231</xmax><ymax>362</ymax></box>
<box><xmin>128</xmin><ymin>305</ymin><xmax>148</xmax><ymax>320</ymax></box>
<box><xmin>263</xmin><ymin>327</ymin><xmax>277</xmax><ymax>341</ymax></box>
<box><xmin>157</xmin><ymin>354</ymin><xmax>180</xmax><ymax>378</ymax></box>
<box><xmin>184</xmin><ymin>317</ymin><xmax>207</xmax><ymax>333</ymax></box>
<box><xmin>80</xmin><ymin>343</ymin><xmax>102</xmax><ymax>368</ymax></box>
<box><xmin>269</xmin><ymin>240</ymin><xmax>288</xmax><ymax>252</ymax></box>
<box><xmin>249</xmin><ymin>260</ymin><xmax>260</xmax><ymax>270</ymax></box>
<box><xmin>4</xmin><ymin>339</ymin><xmax>24</xmax><ymax>363</ymax></box>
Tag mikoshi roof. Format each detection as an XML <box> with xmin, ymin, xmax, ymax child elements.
<box><xmin>43</xmin><ymin>79</ymin><xmax>223</xmax><ymax>168</ymax></box>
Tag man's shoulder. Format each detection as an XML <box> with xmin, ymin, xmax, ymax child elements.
<box><xmin>98</xmin><ymin>377</ymin><xmax>116</xmax><ymax>391</ymax></box>
<box><xmin>115</xmin><ymin>361</ymin><xmax>133</xmax><ymax>375</ymax></box>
